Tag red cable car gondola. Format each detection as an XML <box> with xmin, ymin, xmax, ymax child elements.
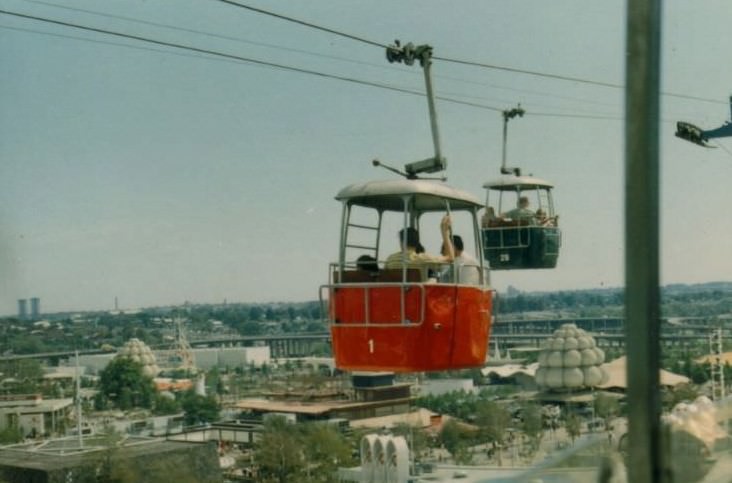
<box><xmin>320</xmin><ymin>40</ymin><xmax>492</xmax><ymax>372</ymax></box>
<box><xmin>321</xmin><ymin>179</ymin><xmax>493</xmax><ymax>372</ymax></box>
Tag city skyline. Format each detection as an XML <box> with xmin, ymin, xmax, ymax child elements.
<box><xmin>2</xmin><ymin>1</ymin><xmax>732</xmax><ymax>315</ymax></box>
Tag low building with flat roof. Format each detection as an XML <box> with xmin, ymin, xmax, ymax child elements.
<box><xmin>0</xmin><ymin>394</ymin><xmax>72</xmax><ymax>438</ymax></box>
<box><xmin>0</xmin><ymin>435</ymin><xmax>221</xmax><ymax>483</ymax></box>
<box><xmin>237</xmin><ymin>373</ymin><xmax>414</xmax><ymax>423</ymax></box>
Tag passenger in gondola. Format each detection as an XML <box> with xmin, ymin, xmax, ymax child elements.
<box><xmin>415</xmin><ymin>242</ymin><xmax>438</xmax><ymax>280</ymax></box>
<box><xmin>535</xmin><ymin>208</ymin><xmax>555</xmax><ymax>227</ymax></box>
<box><xmin>481</xmin><ymin>206</ymin><xmax>498</xmax><ymax>228</ymax></box>
<box><xmin>384</xmin><ymin>215</ymin><xmax>454</xmax><ymax>280</ymax></box>
<box><xmin>537</xmin><ymin>208</ymin><xmax>559</xmax><ymax>227</ymax></box>
<box><xmin>503</xmin><ymin>196</ymin><xmax>536</xmax><ymax>223</ymax></box>
<box><xmin>356</xmin><ymin>254</ymin><xmax>379</xmax><ymax>273</ymax></box>
<box><xmin>439</xmin><ymin>235</ymin><xmax>480</xmax><ymax>285</ymax></box>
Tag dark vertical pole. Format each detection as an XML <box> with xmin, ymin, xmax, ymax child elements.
<box><xmin>625</xmin><ymin>0</ymin><xmax>668</xmax><ymax>482</ymax></box>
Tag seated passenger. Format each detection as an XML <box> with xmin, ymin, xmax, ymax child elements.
<box><xmin>503</xmin><ymin>196</ymin><xmax>536</xmax><ymax>223</ymax></box>
<box><xmin>481</xmin><ymin>207</ymin><xmax>497</xmax><ymax>227</ymax></box>
<box><xmin>384</xmin><ymin>215</ymin><xmax>454</xmax><ymax>280</ymax></box>
<box><xmin>536</xmin><ymin>208</ymin><xmax>556</xmax><ymax>227</ymax></box>
<box><xmin>356</xmin><ymin>254</ymin><xmax>379</xmax><ymax>273</ymax></box>
<box><xmin>439</xmin><ymin>235</ymin><xmax>481</xmax><ymax>285</ymax></box>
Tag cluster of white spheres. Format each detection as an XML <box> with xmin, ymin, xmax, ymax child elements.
<box><xmin>116</xmin><ymin>338</ymin><xmax>161</xmax><ymax>377</ymax></box>
<box><xmin>535</xmin><ymin>324</ymin><xmax>609</xmax><ymax>390</ymax></box>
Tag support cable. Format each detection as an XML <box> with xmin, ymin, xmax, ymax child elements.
<box><xmin>215</xmin><ymin>0</ymin><xmax>724</xmax><ymax>105</ymax></box>
<box><xmin>0</xmin><ymin>8</ymin><xmax>622</xmax><ymax>120</ymax></box>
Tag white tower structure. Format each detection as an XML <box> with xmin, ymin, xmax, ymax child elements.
<box><xmin>172</xmin><ymin>317</ymin><xmax>197</xmax><ymax>373</ymax></box>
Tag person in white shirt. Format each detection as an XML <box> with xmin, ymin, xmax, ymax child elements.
<box><xmin>440</xmin><ymin>235</ymin><xmax>481</xmax><ymax>285</ymax></box>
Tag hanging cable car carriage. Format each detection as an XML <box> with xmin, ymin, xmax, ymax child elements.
<box><xmin>321</xmin><ymin>179</ymin><xmax>493</xmax><ymax>372</ymax></box>
<box><xmin>482</xmin><ymin>174</ymin><xmax>561</xmax><ymax>269</ymax></box>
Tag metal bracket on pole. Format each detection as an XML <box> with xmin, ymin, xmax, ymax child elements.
<box><xmin>386</xmin><ymin>40</ymin><xmax>446</xmax><ymax>178</ymax></box>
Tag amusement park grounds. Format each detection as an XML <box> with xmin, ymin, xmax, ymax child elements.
<box><xmin>421</xmin><ymin>417</ymin><xmax>620</xmax><ymax>466</ymax></box>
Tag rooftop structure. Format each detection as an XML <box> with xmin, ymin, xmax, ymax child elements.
<box><xmin>237</xmin><ymin>373</ymin><xmax>414</xmax><ymax>423</ymax></box>
<box><xmin>0</xmin><ymin>394</ymin><xmax>72</xmax><ymax>439</ymax></box>
<box><xmin>0</xmin><ymin>436</ymin><xmax>221</xmax><ymax>483</ymax></box>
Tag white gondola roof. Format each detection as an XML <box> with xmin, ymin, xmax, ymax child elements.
<box><xmin>483</xmin><ymin>174</ymin><xmax>554</xmax><ymax>191</ymax></box>
<box><xmin>336</xmin><ymin>179</ymin><xmax>482</xmax><ymax>211</ymax></box>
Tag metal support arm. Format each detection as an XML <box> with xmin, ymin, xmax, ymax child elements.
<box><xmin>386</xmin><ymin>40</ymin><xmax>446</xmax><ymax>177</ymax></box>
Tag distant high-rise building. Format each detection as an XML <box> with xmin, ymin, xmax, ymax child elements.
<box><xmin>30</xmin><ymin>297</ymin><xmax>40</xmax><ymax>319</ymax></box>
<box><xmin>17</xmin><ymin>299</ymin><xmax>28</xmax><ymax>319</ymax></box>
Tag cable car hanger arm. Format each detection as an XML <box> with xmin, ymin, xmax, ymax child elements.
<box><xmin>383</xmin><ymin>40</ymin><xmax>446</xmax><ymax>179</ymax></box>
<box><xmin>500</xmin><ymin>105</ymin><xmax>525</xmax><ymax>176</ymax></box>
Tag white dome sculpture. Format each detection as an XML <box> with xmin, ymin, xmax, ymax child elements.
<box><xmin>116</xmin><ymin>338</ymin><xmax>161</xmax><ymax>377</ymax></box>
<box><xmin>535</xmin><ymin>324</ymin><xmax>609</xmax><ymax>391</ymax></box>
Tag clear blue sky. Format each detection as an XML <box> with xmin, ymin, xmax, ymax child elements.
<box><xmin>2</xmin><ymin>0</ymin><xmax>732</xmax><ymax>315</ymax></box>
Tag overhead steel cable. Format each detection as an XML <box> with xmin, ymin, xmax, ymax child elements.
<box><xmin>20</xmin><ymin>0</ymin><xmax>626</xmax><ymax>110</ymax></box>
<box><xmin>213</xmin><ymin>0</ymin><xmax>389</xmax><ymax>49</ymax></box>
<box><xmin>433</xmin><ymin>56</ymin><xmax>725</xmax><ymax>105</ymax></box>
<box><xmin>20</xmin><ymin>0</ymin><xmax>388</xmax><ymax>68</ymax></box>
<box><xmin>0</xmin><ymin>9</ymin><xmax>623</xmax><ymax>119</ymax></box>
<box><xmin>433</xmin><ymin>55</ymin><xmax>624</xmax><ymax>90</ymax></box>
<box><xmin>0</xmin><ymin>9</ymin><xmax>502</xmax><ymax>112</ymax></box>
<box><xmin>0</xmin><ymin>23</ymin><xmax>228</xmax><ymax>62</ymax></box>
<box><xmin>216</xmin><ymin>0</ymin><xmax>726</xmax><ymax>105</ymax></box>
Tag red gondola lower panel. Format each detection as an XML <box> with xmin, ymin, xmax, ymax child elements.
<box><xmin>330</xmin><ymin>284</ymin><xmax>492</xmax><ymax>372</ymax></box>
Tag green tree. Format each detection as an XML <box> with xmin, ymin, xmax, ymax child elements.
<box><xmin>565</xmin><ymin>411</ymin><xmax>581</xmax><ymax>443</ymax></box>
<box><xmin>256</xmin><ymin>416</ymin><xmax>306</xmax><ymax>483</ymax></box>
<box><xmin>98</xmin><ymin>357</ymin><xmax>155</xmax><ymax>410</ymax></box>
<box><xmin>0</xmin><ymin>424</ymin><xmax>23</xmax><ymax>444</ymax></box>
<box><xmin>476</xmin><ymin>401</ymin><xmax>511</xmax><ymax>445</ymax></box>
<box><xmin>248</xmin><ymin>306</ymin><xmax>264</xmax><ymax>321</ymax></box>
<box><xmin>690</xmin><ymin>362</ymin><xmax>710</xmax><ymax>384</ymax></box>
<box><xmin>391</xmin><ymin>423</ymin><xmax>430</xmax><ymax>462</ymax></box>
<box><xmin>180</xmin><ymin>391</ymin><xmax>220</xmax><ymax>425</ymax></box>
<box><xmin>475</xmin><ymin>401</ymin><xmax>511</xmax><ymax>465</ymax></box>
<box><xmin>594</xmin><ymin>393</ymin><xmax>620</xmax><ymax>429</ymax></box>
<box><xmin>438</xmin><ymin>419</ymin><xmax>465</xmax><ymax>459</ymax></box>
<box><xmin>238</xmin><ymin>321</ymin><xmax>264</xmax><ymax>336</ymax></box>
<box><xmin>0</xmin><ymin>359</ymin><xmax>44</xmax><ymax>394</ymax></box>
<box><xmin>301</xmin><ymin>423</ymin><xmax>354</xmax><ymax>482</ymax></box>
<box><xmin>153</xmin><ymin>393</ymin><xmax>181</xmax><ymax>415</ymax></box>
<box><xmin>663</xmin><ymin>383</ymin><xmax>700</xmax><ymax>410</ymax></box>
<box><xmin>453</xmin><ymin>445</ymin><xmax>473</xmax><ymax>465</ymax></box>
<box><xmin>519</xmin><ymin>402</ymin><xmax>544</xmax><ymax>451</ymax></box>
<box><xmin>0</xmin><ymin>359</ymin><xmax>44</xmax><ymax>380</ymax></box>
